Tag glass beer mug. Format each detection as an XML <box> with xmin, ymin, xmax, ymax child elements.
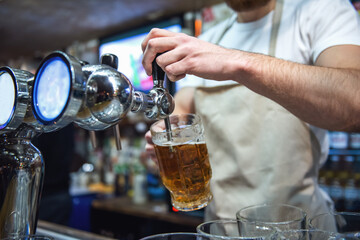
<box><xmin>150</xmin><ymin>114</ymin><xmax>212</xmax><ymax>211</ymax></box>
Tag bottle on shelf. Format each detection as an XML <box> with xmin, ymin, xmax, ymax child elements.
<box><xmin>329</xmin><ymin>131</ymin><xmax>349</xmax><ymax>149</ymax></box>
<box><xmin>323</xmin><ymin>130</ymin><xmax>360</xmax><ymax>211</ymax></box>
<box><xmin>327</xmin><ymin>155</ymin><xmax>345</xmax><ymax>211</ymax></box>
<box><xmin>350</xmin><ymin>133</ymin><xmax>360</xmax><ymax>149</ymax></box>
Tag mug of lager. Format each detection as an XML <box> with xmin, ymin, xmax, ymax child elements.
<box><xmin>150</xmin><ymin>114</ymin><xmax>212</xmax><ymax>211</ymax></box>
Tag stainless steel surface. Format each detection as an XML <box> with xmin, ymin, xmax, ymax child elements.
<box><xmin>76</xmin><ymin>54</ymin><xmax>131</xmax><ymax>151</ymax></box>
<box><xmin>0</xmin><ymin>67</ymin><xmax>33</xmax><ymax>132</ymax></box>
<box><xmin>0</xmin><ymin>132</ymin><xmax>44</xmax><ymax>238</ymax></box>
<box><xmin>144</xmin><ymin>56</ymin><xmax>175</xmax><ymax>120</ymax></box>
<box><xmin>37</xmin><ymin>220</ymin><xmax>117</xmax><ymax>240</ymax></box>
<box><xmin>164</xmin><ymin>117</ymin><xmax>173</xmax><ymax>142</ymax></box>
<box><xmin>0</xmin><ymin>66</ymin><xmax>44</xmax><ymax>238</ymax></box>
<box><xmin>89</xmin><ymin>130</ymin><xmax>97</xmax><ymax>149</ymax></box>
<box><xmin>28</xmin><ymin>51</ymin><xmax>175</xmax><ymax>154</ymax></box>
<box><xmin>148</xmin><ymin>55</ymin><xmax>175</xmax><ymax>140</ymax></box>
<box><xmin>75</xmin><ymin>63</ymin><xmax>133</xmax><ymax>130</ymax></box>
<box><xmin>145</xmin><ymin>88</ymin><xmax>175</xmax><ymax>120</ymax></box>
<box><xmin>0</xmin><ymin>67</ymin><xmax>46</xmax><ymax>134</ymax></box>
<box><xmin>0</xmin><ymin>48</ymin><xmax>176</xmax><ymax>238</ymax></box>
<box><xmin>33</xmin><ymin>51</ymin><xmax>175</xmax><ymax>131</ymax></box>
<box><xmin>78</xmin><ymin>52</ymin><xmax>175</xmax><ymax>148</ymax></box>
<box><xmin>113</xmin><ymin>124</ymin><xmax>122</xmax><ymax>150</ymax></box>
<box><xmin>131</xmin><ymin>91</ymin><xmax>155</xmax><ymax>113</ymax></box>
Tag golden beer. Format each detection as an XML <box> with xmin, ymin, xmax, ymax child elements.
<box><xmin>151</xmin><ymin>114</ymin><xmax>212</xmax><ymax>211</ymax></box>
<box><xmin>154</xmin><ymin>143</ymin><xmax>212</xmax><ymax>211</ymax></box>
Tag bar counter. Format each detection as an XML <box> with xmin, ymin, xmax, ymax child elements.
<box><xmin>91</xmin><ymin>196</ymin><xmax>204</xmax><ymax>239</ymax></box>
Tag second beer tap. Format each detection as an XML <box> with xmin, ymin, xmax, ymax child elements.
<box><xmin>31</xmin><ymin>51</ymin><xmax>175</xmax><ymax>149</ymax></box>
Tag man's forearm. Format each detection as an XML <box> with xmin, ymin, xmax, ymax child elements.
<box><xmin>231</xmin><ymin>51</ymin><xmax>360</xmax><ymax>131</ymax></box>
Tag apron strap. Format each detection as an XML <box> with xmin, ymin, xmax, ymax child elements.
<box><xmin>269</xmin><ymin>0</ymin><xmax>284</xmax><ymax>57</ymax></box>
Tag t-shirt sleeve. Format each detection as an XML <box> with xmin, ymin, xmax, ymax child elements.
<box><xmin>305</xmin><ymin>0</ymin><xmax>360</xmax><ymax>63</ymax></box>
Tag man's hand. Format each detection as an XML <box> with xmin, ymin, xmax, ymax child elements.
<box><xmin>145</xmin><ymin>130</ymin><xmax>158</xmax><ymax>163</ymax></box>
<box><xmin>141</xmin><ymin>28</ymin><xmax>237</xmax><ymax>82</ymax></box>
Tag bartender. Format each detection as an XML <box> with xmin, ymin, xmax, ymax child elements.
<box><xmin>141</xmin><ymin>0</ymin><xmax>360</xmax><ymax>220</ymax></box>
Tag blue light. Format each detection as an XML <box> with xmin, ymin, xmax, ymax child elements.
<box><xmin>0</xmin><ymin>70</ymin><xmax>16</xmax><ymax>129</ymax></box>
<box><xmin>33</xmin><ymin>57</ymin><xmax>71</xmax><ymax>122</ymax></box>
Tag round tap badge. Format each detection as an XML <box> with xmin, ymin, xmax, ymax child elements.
<box><xmin>33</xmin><ymin>56</ymin><xmax>71</xmax><ymax>123</ymax></box>
<box><xmin>0</xmin><ymin>70</ymin><xmax>16</xmax><ymax>129</ymax></box>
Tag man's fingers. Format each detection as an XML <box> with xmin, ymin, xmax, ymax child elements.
<box><xmin>145</xmin><ymin>143</ymin><xmax>158</xmax><ymax>164</ymax></box>
<box><xmin>141</xmin><ymin>28</ymin><xmax>178</xmax><ymax>52</ymax></box>
<box><xmin>142</xmin><ymin>38</ymin><xmax>177</xmax><ymax>76</ymax></box>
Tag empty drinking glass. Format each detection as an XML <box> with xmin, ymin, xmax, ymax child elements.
<box><xmin>236</xmin><ymin>203</ymin><xmax>307</xmax><ymax>238</ymax></box>
<box><xmin>197</xmin><ymin>219</ymin><xmax>271</xmax><ymax>239</ymax></box>
<box><xmin>139</xmin><ymin>232</ymin><xmax>215</xmax><ymax>240</ymax></box>
<box><xmin>309</xmin><ymin>212</ymin><xmax>360</xmax><ymax>238</ymax></box>
<box><xmin>268</xmin><ymin>229</ymin><xmax>337</xmax><ymax>240</ymax></box>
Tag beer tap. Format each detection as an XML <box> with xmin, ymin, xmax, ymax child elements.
<box><xmin>149</xmin><ymin>55</ymin><xmax>173</xmax><ymax>142</ymax></box>
<box><xmin>0</xmin><ymin>52</ymin><xmax>175</xmax><ymax>237</ymax></box>
<box><xmin>144</xmin><ymin>54</ymin><xmax>175</xmax><ymax>121</ymax></box>
<box><xmin>31</xmin><ymin>51</ymin><xmax>175</xmax><ymax>150</ymax></box>
<box><xmin>0</xmin><ymin>67</ymin><xmax>44</xmax><ymax>238</ymax></box>
<box><xmin>0</xmin><ymin>67</ymin><xmax>32</xmax><ymax>133</ymax></box>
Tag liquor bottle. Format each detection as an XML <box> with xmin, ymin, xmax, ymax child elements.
<box><xmin>332</xmin><ymin>171</ymin><xmax>347</xmax><ymax>211</ymax></box>
<box><xmin>328</xmin><ymin>155</ymin><xmax>346</xmax><ymax>211</ymax></box>
<box><xmin>350</xmin><ymin>133</ymin><xmax>360</xmax><ymax>149</ymax></box>
<box><xmin>329</xmin><ymin>131</ymin><xmax>349</xmax><ymax>149</ymax></box>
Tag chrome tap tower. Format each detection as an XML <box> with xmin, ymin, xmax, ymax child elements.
<box><xmin>0</xmin><ymin>67</ymin><xmax>45</xmax><ymax>238</ymax></box>
<box><xmin>0</xmin><ymin>51</ymin><xmax>174</xmax><ymax>238</ymax></box>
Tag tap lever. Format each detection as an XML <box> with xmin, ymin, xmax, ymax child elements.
<box><xmin>101</xmin><ymin>54</ymin><xmax>119</xmax><ymax>69</ymax></box>
<box><xmin>151</xmin><ymin>53</ymin><xmax>173</xmax><ymax>142</ymax></box>
<box><xmin>152</xmin><ymin>53</ymin><xmax>166</xmax><ymax>88</ymax></box>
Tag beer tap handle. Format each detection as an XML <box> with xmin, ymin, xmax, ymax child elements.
<box><xmin>101</xmin><ymin>54</ymin><xmax>122</xmax><ymax>151</ymax></box>
<box><xmin>152</xmin><ymin>53</ymin><xmax>165</xmax><ymax>88</ymax></box>
<box><xmin>152</xmin><ymin>54</ymin><xmax>173</xmax><ymax>142</ymax></box>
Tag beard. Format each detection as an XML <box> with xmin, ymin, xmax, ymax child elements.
<box><xmin>224</xmin><ymin>0</ymin><xmax>272</xmax><ymax>12</ymax></box>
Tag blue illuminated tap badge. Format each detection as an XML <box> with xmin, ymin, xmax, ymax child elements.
<box><xmin>33</xmin><ymin>57</ymin><xmax>71</xmax><ymax>123</ymax></box>
<box><xmin>0</xmin><ymin>70</ymin><xmax>16</xmax><ymax>129</ymax></box>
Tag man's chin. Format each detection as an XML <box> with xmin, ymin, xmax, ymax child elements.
<box><xmin>224</xmin><ymin>0</ymin><xmax>272</xmax><ymax>12</ymax></box>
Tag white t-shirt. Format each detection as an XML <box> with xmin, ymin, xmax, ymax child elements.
<box><xmin>178</xmin><ymin>0</ymin><xmax>360</xmax><ymax>167</ymax></box>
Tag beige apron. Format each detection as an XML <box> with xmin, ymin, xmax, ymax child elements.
<box><xmin>194</xmin><ymin>0</ymin><xmax>332</xmax><ymax>220</ymax></box>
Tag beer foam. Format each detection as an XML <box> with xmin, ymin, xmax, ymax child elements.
<box><xmin>159</xmin><ymin>140</ymin><xmax>205</xmax><ymax>147</ymax></box>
